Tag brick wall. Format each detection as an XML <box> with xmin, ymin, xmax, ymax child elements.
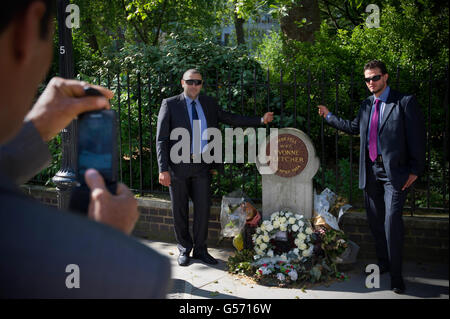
<box><xmin>21</xmin><ymin>185</ymin><xmax>58</xmax><ymax>207</ymax></box>
<box><xmin>133</xmin><ymin>197</ymin><xmax>224</xmax><ymax>246</ymax></box>
<box><xmin>22</xmin><ymin>185</ymin><xmax>449</xmax><ymax>263</ymax></box>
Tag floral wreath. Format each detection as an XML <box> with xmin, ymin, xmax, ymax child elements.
<box><xmin>252</xmin><ymin>210</ymin><xmax>314</xmax><ymax>263</ymax></box>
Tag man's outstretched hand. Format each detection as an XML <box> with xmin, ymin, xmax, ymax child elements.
<box><xmin>316</xmin><ymin>105</ymin><xmax>330</xmax><ymax>118</ymax></box>
<box><xmin>263</xmin><ymin>112</ymin><xmax>274</xmax><ymax>124</ymax></box>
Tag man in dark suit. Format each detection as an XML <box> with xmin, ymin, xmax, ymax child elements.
<box><xmin>1</xmin><ymin>0</ymin><xmax>170</xmax><ymax>298</ymax></box>
<box><xmin>317</xmin><ymin>60</ymin><xmax>426</xmax><ymax>294</ymax></box>
<box><xmin>157</xmin><ymin>69</ymin><xmax>273</xmax><ymax>266</ymax></box>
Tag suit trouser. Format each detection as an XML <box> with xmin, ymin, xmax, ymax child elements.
<box><xmin>169</xmin><ymin>164</ymin><xmax>211</xmax><ymax>254</ymax></box>
<box><xmin>364</xmin><ymin>158</ymin><xmax>408</xmax><ymax>279</ymax></box>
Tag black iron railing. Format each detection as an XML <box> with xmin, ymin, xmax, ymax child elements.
<box><xmin>30</xmin><ymin>65</ymin><xmax>449</xmax><ymax>215</ymax></box>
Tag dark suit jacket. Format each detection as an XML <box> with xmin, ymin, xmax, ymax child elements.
<box><xmin>326</xmin><ymin>89</ymin><xmax>426</xmax><ymax>191</ymax></box>
<box><xmin>0</xmin><ymin>121</ymin><xmax>51</xmax><ymax>185</ymax></box>
<box><xmin>156</xmin><ymin>93</ymin><xmax>262</xmax><ymax>176</ymax></box>
<box><xmin>0</xmin><ymin>121</ymin><xmax>171</xmax><ymax>298</ymax></box>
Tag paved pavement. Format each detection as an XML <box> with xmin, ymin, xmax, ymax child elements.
<box><xmin>141</xmin><ymin>239</ymin><xmax>449</xmax><ymax>299</ymax></box>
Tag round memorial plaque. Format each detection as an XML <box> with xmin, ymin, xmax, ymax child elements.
<box><xmin>266</xmin><ymin>133</ymin><xmax>308</xmax><ymax>178</ymax></box>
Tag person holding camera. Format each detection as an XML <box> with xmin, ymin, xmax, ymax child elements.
<box><xmin>0</xmin><ymin>0</ymin><xmax>170</xmax><ymax>298</ymax></box>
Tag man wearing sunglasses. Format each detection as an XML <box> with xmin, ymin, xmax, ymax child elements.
<box><xmin>157</xmin><ymin>69</ymin><xmax>274</xmax><ymax>266</ymax></box>
<box><xmin>317</xmin><ymin>60</ymin><xmax>426</xmax><ymax>294</ymax></box>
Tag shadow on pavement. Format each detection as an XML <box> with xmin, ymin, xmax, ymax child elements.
<box><xmin>305</xmin><ymin>260</ymin><xmax>449</xmax><ymax>298</ymax></box>
<box><xmin>169</xmin><ymin>278</ymin><xmax>241</xmax><ymax>299</ymax></box>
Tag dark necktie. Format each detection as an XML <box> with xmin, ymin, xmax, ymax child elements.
<box><xmin>191</xmin><ymin>101</ymin><xmax>201</xmax><ymax>154</ymax></box>
<box><xmin>369</xmin><ymin>99</ymin><xmax>381</xmax><ymax>162</ymax></box>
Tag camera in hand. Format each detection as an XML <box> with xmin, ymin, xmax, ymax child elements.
<box><xmin>68</xmin><ymin>87</ymin><xmax>118</xmax><ymax>215</ymax></box>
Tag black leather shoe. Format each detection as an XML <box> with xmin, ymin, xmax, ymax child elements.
<box><xmin>178</xmin><ymin>253</ymin><xmax>190</xmax><ymax>266</ymax></box>
<box><xmin>193</xmin><ymin>251</ymin><xmax>218</xmax><ymax>265</ymax></box>
<box><xmin>391</xmin><ymin>277</ymin><xmax>405</xmax><ymax>294</ymax></box>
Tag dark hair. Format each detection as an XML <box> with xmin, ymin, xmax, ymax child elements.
<box><xmin>364</xmin><ymin>60</ymin><xmax>388</xmax><ymax>74</ymax></box>
<box><xmin>0</xmin><ymin>0</ymin><xmax>55</xmax><ymax>39</ymax></box>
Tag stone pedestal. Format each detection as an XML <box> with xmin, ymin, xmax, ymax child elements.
<box><xmin>256</xmin><ymin>128</ymin><xmax>319</xmax><ymax>219</ymax></box>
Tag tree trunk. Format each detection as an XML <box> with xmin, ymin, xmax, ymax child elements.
<box><xmin>280</xmin><ymin>0</ymin><xmax>321</xmax><ymax>43</ymax></box>
<box><xmin>233</xmin><ymin>12</ymin><xmax>246</xmax><ymax>45</ymax></box>
<box><xmin>120</xmin><ymin>0</ymin><xmax>148</xmax><ymax>44</ymax></box>
<box><xmin>153</xmin><ymin>0</ymin><xmax>168</xmax><ymax>46</ymax></box>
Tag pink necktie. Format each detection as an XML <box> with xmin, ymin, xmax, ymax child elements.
<box><xmin>369</xmin><ymin>99</ymin><xmax>381</xmax><ymax>162</ymax></box>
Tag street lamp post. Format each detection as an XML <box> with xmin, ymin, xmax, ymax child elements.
<box><xmin>52</xmin><ymin>0</ymin><xmax>77</xmax><ymax>209</ymax></box>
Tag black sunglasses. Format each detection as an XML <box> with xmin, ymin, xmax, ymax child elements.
<box><xmin>183</xmin><ymin>79</ymin><xmax>203</xmax><ymax>86</ymax></box>
<box><xmin>364</xmin><ymin>74</ymin><xmax>382</xmax><ymax>83</ymax></box>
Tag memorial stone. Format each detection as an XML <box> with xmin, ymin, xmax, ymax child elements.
<box><xmin>257</xmin><ymin>128</ymin><xmax>320</xmax><ymax>219</ymax></box>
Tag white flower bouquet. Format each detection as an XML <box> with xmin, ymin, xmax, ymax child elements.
<box><xmin>252</xmin><ymin>210</ymin><xmax>315</xmax><ymax>282</ymax></box>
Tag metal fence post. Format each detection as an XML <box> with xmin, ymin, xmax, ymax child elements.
<box><xmin>62</xmin><ymin>65</ymin><xmax>449</xmax><ymax>214</ymax></box>
<box><xmin>52</xmin><ymin>0</ymin><xmax>77</xmax><ymax>210</ymax></box>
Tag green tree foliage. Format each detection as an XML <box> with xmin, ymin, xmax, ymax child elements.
<box><xmin>72</xmin><ymin>0</ymin><xmax>226</xmax><ymax>52</ymax></box>
<box><xmin>258</xmin><ymin>1</ymin><xmax>448</xmax><ymax>74</ymax></box>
